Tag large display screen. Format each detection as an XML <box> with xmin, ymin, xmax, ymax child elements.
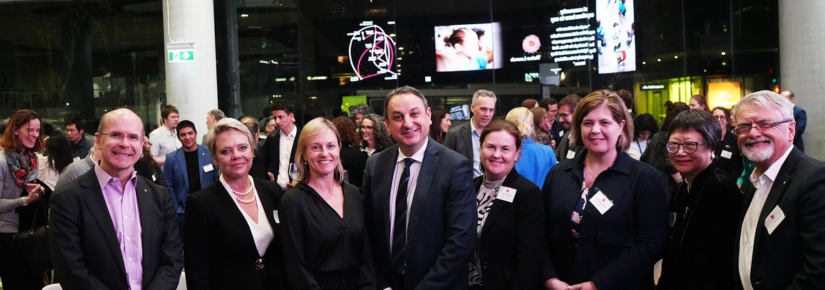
<box><xmin>596</xmin><ymin>0</ymin><xmax>636</xmax><ymax>74</ymax></box>
<box><xmin>435</xmin><ymin>23</ymin><xmax>502</xmax><ymax>72</ymax></box>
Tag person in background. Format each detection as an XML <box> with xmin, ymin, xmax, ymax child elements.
<box><xmin>689</xmin><ymin>94</ymin><xmax>711</xmax><ymax>112</ymax></box>
<box><xmin>530</xmin><ymin>107</ymin><xmax>553</xmax><ymax>146</ymax></box>
<box><xmin>38</xmin><ymin>133</ymin><xmax>73</xmax><ymax>191</ymax></box>
<box><xmin>358</xmin><ymin>113</ymin><xmax>393</xmax><ymax>157</ymax></box>
<box><xmin>332</xmin><ymin>116</ymin><xmax>367</xmax><ymax>188</ymax></box>
<box><xmin>641</xmin><ymin>102</ymin><xmax>690</xmax><ymax>194</ymax></box>
<box><xmin>780</xmin><ymin>90</ymin><xmax>806</xmax><ymax>152</ymax></box>
<box><xmin>445</xmin><ymin>89</ymin><xmax>497</xmax><ymax>178</ymax></box>
<box><xmin>470</xmin><ymin>119</ymin><xmax>544</xmax><ymax>289</ymax></box>
<box><xmin>617</xmin><ymin>89</ymin><xmax>636</xmax><ymax>118</ymax></box>
<box><xmin>204</xmin><ymin>109</ymin><xmax>226</xmax><ymax>144</ymax></box>
<box><xmin>349</xmin><ymin>103</ymin><xmax>372</xmax><ymax>126</ymax></box>
<box><xmin>184</xmin><ymin>118</ymin><xmax>286</xmax><ymax>289</ymax></box>
<box><xmin>56</xmin><ymin>147</ymin><xmax>96</xmax><ymax>188</ymax></box>
<box><xmin>135</xmin><ymin>135</ymin><xmax>166</xmax><ymax>187</ymax></box>
<box><xmin>163</xmin><ymin>120</ymin><xmax>219</xmax><ymax>238</ymax></box>
<box><xmin>626</xmin><ymin>113</ymin><xmax>657</xmax><ymax>160</ymax></box>
<box><xmin>522</xmin><ymin>99</ymin><xmax>539</xmax><ymax>109</ymax></box>
<box><xmin>0</xmin><ymin>109</ymin><xmax>47</xmax><ymax>290</ymax></box>
<box><xmin>262</xmin><ymin>100</ymin><xmax>302</xmax><ymax>188</ymax></box>
<box><xmin>280</xmin><ymin>117</ymin><xmax>375</xmax><ymax>289</ymax></box>
<box><xmin>542</xmin><ymin>90</ymin><xmax>667</xmax><ymax>290</ymax></box>
<box><xmin>64</xmin><ymin>115</ymin><xmax>93</xmax><ymax>160</ymax></box>
<box><xmin>429</xmin><ymin>108</ymin><xmax>452</xmax><ymax>144</ymax></box>
<box><xmin>658</xmin><ymin>110</ymin><xmax>741</xmax><ymax>290</ymax></box>
<box><xmin>555</xmin><ymin>94</ymin><xmax>584</xmax><ymax>163</ymax></box>
<box><xmin>540</xmin><ymin>98</ymin><xmax>564</xmax><ymax>145</ymax></box>
<box><xmin>264</xmin><ymin>117</ymin><xmax>277</xmax><ymax>137</ymax></box>
<box><xmin>149</xmin><ymin>104</ymin><xmax>182</xmax><ymax>168</ymax></box>
<box><xmin>240</xmin><ymin>116</ymin><xmax>269</xmax><ymax>181</ymax></box>
<box><xmin>506</xmin><ymin>107</ymin><xmax>557</xmax><ymax>189</ymax></box>
<box><xmin>711</xmin><ymin>107</ymin><xmax>743</xmax><ymax>180</ymax></box>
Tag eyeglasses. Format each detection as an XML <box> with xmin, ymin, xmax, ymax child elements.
<box><xmin>666</xmin><ymin>141</ymin><xmax>705</xmax><ymax>154</ymax></box>
<box><xmin>732</xmin><ymin>118</ymin><xmax>793</xmax><ymax>136</ymax></box>
<box><xmin>100</xmin><ymin>131</ymin><xmax>144</xmax><ymax>143</ymax></box>
<box><xmin>713</xmin><ymin>115</ymin><xmax>727</xmax><ymax>121</ymax></box>
<box><xmin>359</xmin><ymin>125</ymin><xmax>374</xmax><ymax>131</ymax></box>
<box><xmin>558</xmin><ymin>113</ymin><xmax>572</xmax><ymax>119</ymax></box>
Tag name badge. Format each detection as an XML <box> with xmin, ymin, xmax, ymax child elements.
<box><xmin>721</xmin><ymin>150</ymin><xmax>733</xmax><ymax>159</ymax></box>
<box><xmin>566</xmin><ymin>150</ymin><xmax>576</xmax><ymax>159</ymax></box>
<box><xmin>496</xmin><ymin>186</ymin><xmax>517</xmax><ymax>203</ymax></box>
<box><xmin>152</xmin><ymin>174</ymin><xmax>157</xmax><ymax>182</ymax></box>
<box><xmin>559</xmin><ymin>131</ymin><xmax>564</xmax><ymax>137</ymax></box>
<box><xmin>589</xmin><ymin>190</ymin><xmax>614</xmax><ymax>215</ymax></box>
<box><xmin>203</xmin><ymin>164</ymin><xmax>214</xmax><ymax>172</ymax></box>
<box><xmin>764</xmin><ymin>205</ymin><xmax>785</xmax><ymax>235</ymax></box>
<box><xmin>273</xmin><ymin>210</ymin><xmax>280</xmax><ymax>223</ymax></box>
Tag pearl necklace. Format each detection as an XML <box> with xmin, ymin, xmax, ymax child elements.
<box><xmin>231</xmin><ymin>184</ymin><xmax>256</xmax><ymax>204</ymax></box>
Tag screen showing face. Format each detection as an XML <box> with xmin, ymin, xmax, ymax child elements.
<box><xmin>596</xmin><ymin>0</ymin><xmax>636</xmax><ymax>74</ymax></box>
<box><xmin>435</xmin><ymin>23</ymin><xmax>502</xmax><ymax>72</ymax></box>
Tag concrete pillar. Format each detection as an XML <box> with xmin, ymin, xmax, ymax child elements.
<box><xmin>779</xmin><ymin>0</ymin><xmax>825</xmax><ymax>159</ymax></box>
<box><xmin>163</xmin><ymin>0</ymin><xmax>219</xmax><ymax>139</ymax></box>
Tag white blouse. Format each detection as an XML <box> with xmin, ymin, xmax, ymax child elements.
<box><xmin>219</xmin><ymin>175</ymin><xmax>274</xmax><ymax>257</ymax></box>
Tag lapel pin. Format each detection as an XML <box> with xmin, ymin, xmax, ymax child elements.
<box><xmin>144</xmin><ymin>189</ymin><xmax>148</xmax><ymax>193</ymax></box>
<box><xmin>783</xmin><ymin>181</ymin><xmax>787</xmax><ymax>185</ymax></box>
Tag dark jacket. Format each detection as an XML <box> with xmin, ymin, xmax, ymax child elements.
<box><xmin>262</xmin><ymin>127</ymin><xmax>301</xmax><ymax>182</ymax></box>
<box><xmin>714</xmin><ymin>131</ymin><xmax>744</xmax><ymax>181</ymax></box>
<box><xmin>472</xmin><ymin>169</ymin><xmax>545</xmax><ymax>290</ymax></box>
<box><xmin>554</xmin><ymin>131</ymin><xmax>584</xmax><ymax>163</ymax></box>
<box><xmin>443</xmin><ymin>121</ymin><xmax>474</xmax><ymax>162</ymax></box>
<box><xmin>339</xmin><ymin>144</ymin><xmax>368</xmax><ymax>188</ymax></box>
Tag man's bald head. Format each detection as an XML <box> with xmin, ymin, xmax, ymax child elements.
<box><xmin>98</xmin><ymin>108</ymin><xmax>143</xmax><ymax>133</ymax></box>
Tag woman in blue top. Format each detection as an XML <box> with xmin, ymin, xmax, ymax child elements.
<box><xmin>506</xmin><ymin>107</ymin><xmax>557</xmax><ymax>189</ymax></box>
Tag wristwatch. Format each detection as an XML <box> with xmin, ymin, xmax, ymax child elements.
<box><xmin>20</xmin><ymin>197</ymin><xmax>27</xmax><ymax>206</ymax></box>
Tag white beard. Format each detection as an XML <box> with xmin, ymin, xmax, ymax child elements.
<box><xmin>741</xmin><ymin>138</ymin><xmax>774</xmax><ymax>163</ymax></box>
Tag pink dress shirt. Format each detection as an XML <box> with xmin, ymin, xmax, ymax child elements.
<box><xmin>94</xmin><ymin>165</ymin><xmax>144</xmax><ymax>290</ymax></box>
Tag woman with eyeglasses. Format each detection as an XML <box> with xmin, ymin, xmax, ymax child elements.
<box><xmin>657</xmin><ymin>110</ymin><xmax>741</xmax><ymax>290</ymax></box>
<box><xmin>542</xmin><ymin>90</ymin><xmax>668</xmax><ymax>290</ymax></box>
<box><xmin>710</xmin><ymin>107</ymin><xmax>743</xmax><ymax>181</ymax></box>
<box><xmin>358</xmin><ymin>113</ymin><xmax>393</xmax><ymax>157</ymax></box>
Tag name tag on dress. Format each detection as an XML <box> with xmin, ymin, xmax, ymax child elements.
<box><xmin>720</xmin><ymin>150</ymin><xmax>733</xmax><ymax>159</ymax></box>
<box><xmin>589</xmin><ymin>190</ymin><xmax>614</xmax><ymax>215</ymax></box>
<box><xmin>496</xmin><ymin>186</ymin><xmax>517</xmax><ymax>203</ymax></box>
<box><xmin>203</xmin><ymin>164</ymin><xmax>214</xmax><ymax>172</ymax></box>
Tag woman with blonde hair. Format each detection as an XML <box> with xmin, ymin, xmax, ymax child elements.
<box><xmin>505</xmin><ymin>107</ymin><xmax>557</xmax><ymax>189</ymax></box>
<box><xmin>280</xmin><ymin>117</ymin><xmax>375</xmax><ymax>290</ymax></box>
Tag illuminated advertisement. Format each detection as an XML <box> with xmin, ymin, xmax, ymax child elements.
<box><xmin>707</xmin><ymin>82</ymin><xmax>742</xmax><ymax>108</ymax></box>
<box><xmin>435</xmin><ymin>23</ymin><xmax>502</xmax><ymax>72</ymax></box>
<box><xmin>596</xmin><ymin>0</ymin><xmax>636</xmax><ymax>74</ymax></box>
<box><xmin>348</xmin><ymin>22</ymin><xmax>397</xmax><ymax>81</ymax></box>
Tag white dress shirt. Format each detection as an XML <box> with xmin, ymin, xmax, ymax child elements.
<box><xmin>469</xmin><ymin>120</ymin><xmax>482</xmax><ymax>178</ymax></box>
<box><xmin>149</xmin><ymin>125</ymin><xmax>181</xmax><ymax>163</ymax></box>
<box><xmin>276</xmin><ymin>127</ymin><xmax>297</xmax><ymax>188</ymax></box>
<box><xmin>738</xmin><ymin>146</ymin><xmax>793</xmax><ymax>290</ymax></box>
<box><xmin>388</xmin><ymin>138</ymin><xmax>428</xmax><ymax>250</ymax></box>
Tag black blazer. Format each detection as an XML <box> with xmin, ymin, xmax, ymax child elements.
<box><xmin>340</xmin><ymin>144</ymin><xmax>368</xmax><ymax>188</ymax></box>
<box><xmin>443</xmin><ymin>121</ymin><xmax>474</xmax><ymax>162</ymax></box>
<box><xmin>554</xmin><ymin>131</ymin><xmax>584</xmax><ymax>163</ymax></box>
<box><xmin>49</xmin><ymin>169</ymin><xmax>183</xmax><ymax>290</ymax></box>
<box><xmin>658</xmin><ymin>164</ymin><xmax>742</xmax><ymax>290</ymax></box>
<box><xmin>134</xmin><ymin>157</ymin><xmax>167</xmax><ymax>187</ymax></box>
<box><xmin>714</xmin><ymin>131</ymin><xmax>744</xmax><ymax>181</ymax></box>
<box><xmin>183</xmin><ymin>178</ymin><xmax>286</xmax><ymax>290</ymax></box>
<box><xmin>734</xmin><ymin>148</ymin><xmax>825</xmax><ymax>289</ymax></box>
<box><xmin>472</xmin><ymin>169</ymin><xmax>545</xmax><ymax>290</ymax></box>
<box><xmin>362</xmin><ymin>138</ymin><xmax>477</xmax><ymax>290</ymax></box>
<box><xmin>542</xmin><ymin>151</ymin><xmax>668</xmax><ymax>290</ymax></box>
<box><xmin>262</xmin><ymin>127</ymin><xmax>301</xmax><ymax>181</ymax></box>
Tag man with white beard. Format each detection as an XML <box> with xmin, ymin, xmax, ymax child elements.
<box><xmin>732</xmin><ymin>90</ymin><xmax>825</xmax><ymax>290</ymax></box>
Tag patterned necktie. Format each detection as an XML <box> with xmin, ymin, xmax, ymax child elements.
<box><xmin>391</xmin><ymin>158</ymin><xmax>415</xmax><ymax>276</ymax></box>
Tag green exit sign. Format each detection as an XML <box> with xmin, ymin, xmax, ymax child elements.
<box><xmin>168</xmin><ymin>50</ymin><xmax>195</xmax><ymax>62</ymax></box>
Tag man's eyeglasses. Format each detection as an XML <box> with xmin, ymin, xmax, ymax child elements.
<box><xmin>100</xmin><ymin>131</ymin><xmax>144</xmax><ymax>143</ymax></box>
<box><xmin>732</xmin><ymin>119</ymin><xmax>793</xmax><ymax>136</ymax></box>
<box><xmin>558</xmin><ymin>113</ymin><xmax>572</xmax><ymax>119</ymax></box>
<box><xmin>666</xmin><ymin>141</ymin><xmax>705</xmax><ymax>154</ymax></box>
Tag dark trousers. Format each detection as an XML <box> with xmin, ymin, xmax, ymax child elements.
<box><xmin>0</xmin><ymin>233</ymin><xmax>46</xmax><ymax>290</ymax></box>
<box><xmin>177</xmin><ymin>213</ymin><xmax>185</xmax><ymax>244</ymax></box>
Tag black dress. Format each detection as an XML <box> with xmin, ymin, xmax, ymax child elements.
<box><xmin>658</xmin><ymin>164</ymin><xmax>742</xmax><ymax>290</ymax></box>
<box><xmin>280</xmin><ymin>182</ymin><xmax>375</xmax><ymax>290</ymax></box>
<box><xmin>713</xmin><ymin>131</ymin><xmax>743</xmax><ymax>181</ymax></box>
<box><xmin>339</xmin><ymin>144</ymin><xmax>368</xmax><ymax>188</ymax></box>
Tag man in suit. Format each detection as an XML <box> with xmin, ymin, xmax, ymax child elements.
<box><xmin>539</xmin><ymin>97</ymin><xmax>564</xmax><ymax>147</ymax></box>
<box><xmin>262</xmin><ymin>100</ymin><xmax>301</xmax><ymax>188</ymax></box>
<box><xmin>444</xmin><ymin>89</ymin><xmax>496</xmax><ymax>178</ymax></box>
<box><xmin>780</xmin><ymin>90</ymin><xmax>806</xmax><ymax>152</ymax></box>
<box><xmin>734</xmin><ymin>90</ymin><xmax>825</xmax><ymax>290</ymax></box>
<box><xmin>202</xmin><ymin>109</ymin><xmax>225</xmax><ymax>145</ymax></box>
<box><xmin>363</xmin><ymin>86</ymin><xmax>476</xmax><ymax>290</ymax></box>
<box><xmin>163</xmin><ymin>120</ymin><xmax>219</xmax><ymax>237</ymax></box>
<box><xmin>554</xmin><ymin>94</ymin><xmax>584</xmax><ymax>162</ymax></box>
<box><xmin>50</xmin><ymin>108</ymin><xmax>183</xmax><ymax>290</ymax></box>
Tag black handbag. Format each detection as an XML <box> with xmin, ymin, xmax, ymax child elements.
<box><xmin>13</xmin><ymin>184</ymin><xmax>53</xmax><ymax>273</ymax></box>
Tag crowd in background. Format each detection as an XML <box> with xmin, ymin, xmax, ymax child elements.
<box><xmin>0</xmin><ymin>85</ymin><xmax>820</xmax><ymax>290</ymax></box>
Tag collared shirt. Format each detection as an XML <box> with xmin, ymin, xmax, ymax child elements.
<box><xmin>388</xmin><ymin>138</ymin><xmax>428</xmax><ymax>249</ymax></box>
<box><xmin>149</xmin><ymin>125</ymin><xmax>181</xmax><ymax>163</ymax></box>
<box><xmin>94</xmin><ymin>164</ymin><xmax>143</xmax><ymax>290</ymax></box>
<box><xmin>738</xmin><ymin>146</ymin><xmax>793</xmax><ymax>290</ymax></box>
<box><xmin>71</xmin><ymin>135</ymin><xmax>94</xmax><ymax>160</ymax></box>
<box><xmin>469</xmin><ymin>120</ymin><xmax>482</xmax><ymax>178</ymax></box>
<box><xmin>276</xmin><ymin>126</ymin><xmax>297</xmax><ymax>188</ymax></box>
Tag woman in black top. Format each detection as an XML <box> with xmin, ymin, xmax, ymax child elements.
<box><xmin>711</xmin><ymin>107</ymin><xmax>743</xmax><ymax>181</ymax></box>
<box><xmin>658</xmin><ymin>110</ymin><xmax>742</xmax><ymax>290</ymax></box>
<box><xmin>332</xmin><ymin>116</ymin><xmax>367</xmax><ymax>187</ymax></box>
<box><xmin>280</xmin><ymin>117</ymin><xmax>375</xmax><ymax>290</ymax></box>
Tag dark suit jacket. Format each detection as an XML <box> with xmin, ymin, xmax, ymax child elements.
<box><xmin>362</xmin><ymin>138</ymin><xmax>477</xmax><ymax>290</ymax></box>
<box><xmin>553</xmin><ymin>131</ymin><xmax>584</xmax><ymax>163</ymax></box>
<box><xmin>340</xmin><ymin>144</ymin><xmax>368</xmax><ymax>188</ymax></box>
<box><xmin>714</xmin><ymin>131</ymin><xmax>744</xmax><ymax>181</ymax></box>
<box><xmin>163</xmin><ymin>145</ymin><xmax>219</xmax><ymax>214</ymax></box>
<box><xmin>443</xmin><ymin>121</ymin><xmax>474</xmax><ymax>162</ymax></box>
<box><xmin>549</xmin><ymin>121</ymin><xmax>565</xmax><ymax>146</ymax></box>
<box><xmin>184</xmin><ymin>178</ymin><xmax>286</xmax><ymax>290</ymax></box>
<box><xmin>542</xmin><ymin>151</ymin><xmax>668</xmax><ymax>290</ymax></box>
<box><xmin>793</xmin><ymin>106</ymin><xmax>806</xmax><ymax>152</ymax></box>
<box><xmin>472</xmin><ymin>170</ymin><xmax>545</xmax><ymax>290</ymax></box>
<box><xmin>134</xmin><ymin>157</ymin><xmax>167</xmax><ymax>187</ymax></box>
<box><xmin>734</xmin><ymin>148</ymin><xmax>825</xmax><ymax>289</ymax></box>
<box><xmin>49</xmin><ymin>170</ymin><xmax>183</xmax><ymax>290</ymax></box>
<box><xmin>262</xmin><ymin>127</ymin><xmax>301</xmax><ymax>182</ymax></box>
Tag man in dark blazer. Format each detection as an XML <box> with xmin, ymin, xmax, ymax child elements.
<box><xmin>363</xmin><ymin>86</ymin><xmax>476</xmax><ymax>290</ymax></box>
<box><xmin>262</xmin><ymin>100</ymin><xmax>301</xmax><ymax>188</ymax></box>
<box><xmin>554</xmin><ymin>94</ymin><xmax>584</xmax><ymax>162</ymax></box>
<box><xmin>444</xmin><ymin>89</ymin><xmax>496</xmax><ymax>178</ymax></box>
<box><xmin>734</xmin><ymin>91</ymin><xmax>825</xmax><ymax>290</ymax></box>
<box><xmin>780</xmin><ymin>90</ymin><xmax>806</xmax><ymax>152</ymax></box>
<box><xmin>49</xmin><ymin>108</ymin><xmax>183</xmax><ymax>290</ymax></box>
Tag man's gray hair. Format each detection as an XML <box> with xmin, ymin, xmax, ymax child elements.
<box><xmin>733</xmin><ymin>90</ymin><xmax>794</xmax><ymax>121</ymax></box>
<box><xmin>207</xmin><ymin>109</ymin><xmax>226</xmax><ymax>120</ymax></box>
<box><xmin>349</xmin><ymin>103</ymin><xmax>371</xmax><ymax>117</ymax></box>
<box><xmin>472</xmin><ymin>89</ymin><xmax>497</xmax><ymax>105</ymax></box>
